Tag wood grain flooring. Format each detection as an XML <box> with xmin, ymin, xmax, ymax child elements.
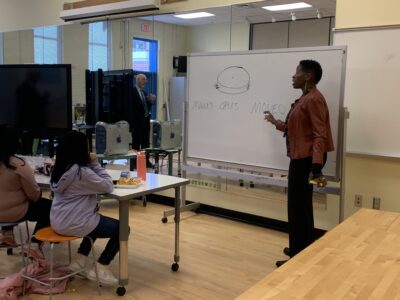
<box><xmin>0</xmin><ymin>200</ymin><xmax>287</xmax><ymax>299</ymax></box>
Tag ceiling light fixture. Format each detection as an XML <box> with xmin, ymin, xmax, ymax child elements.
<box><xmin>262</xmin><ymin>2</ymin><xmax>312</xmax><ymax>12</ymax></box>
<box><xmin>291</xmin><ymin>12</ymin><xmax>296</xmax><ymax>21</ymax></box>
<box><xmin>174</xmin><ymin>12</ymin><xmax>215</xmax><ymax>19</ymax></box>
<box><xmin>316</xmin><ymin>9</ymin><xmax>322</xmax><ymax>19</ymax></box>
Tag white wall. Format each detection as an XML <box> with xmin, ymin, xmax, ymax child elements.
<box><xmin>63</xmin><ymin>23</ymin><xmax>89</xmax><ymax>105</ymax></box>
<box><xmin>251</xmin><ymin>18</ymin><xmax>333</xmax><ymax>50</ymax></box>
<box><xmin>188</xmin><ymin>22</ymin><xmax>249</xmax><ymax>53</ymax></box>
<box><xmin>3</xmin><ymin>30</ymin><xmax>34</xmax><ymax>64</ymax></box>
<box><xmin>0</xmin><ymin>0</ymin><xmax>65</xmax><ymax>32</ymax></box>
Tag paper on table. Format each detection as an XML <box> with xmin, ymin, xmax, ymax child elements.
<box><xmin>114</xmin><ymin>184</ymin><xmax>142</xmax><ymax>189</ymax></box>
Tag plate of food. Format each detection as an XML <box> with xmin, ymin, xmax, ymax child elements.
<box><xmin>114</xmin><ymin>177</ymin><xmax>143</xmax><ymax>189</ymax></box>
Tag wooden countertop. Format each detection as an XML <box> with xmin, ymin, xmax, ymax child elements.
<box><xmin>236</xmin><ymin>208</ymin><xmax>400</xmax><ymax>299</ymax></box>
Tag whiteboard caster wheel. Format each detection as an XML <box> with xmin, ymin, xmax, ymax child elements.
<box><xmin>171</xmin><ymin>263</ymin><xmax>179</xmax><ymax>272</ymax></box>
<box><xmin>116</xmin><ymin>286</ymin><xmax>126</xmax><ymax>296</ymax></box>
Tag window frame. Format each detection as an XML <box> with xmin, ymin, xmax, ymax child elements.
<box><xmin>88</xmin><ymin>21</ymin><xmax>111</xmax><ymax>71</ymax></box>
<box><xmin>0</xmin><ymin>33</ymin><xmax>3</xmax><ymax>64</ymax></box>
<box><xmin>132</xmin><ymin>37</ymin><xmax>158</xmax><ymax>73</ymax></box>
<box><xmin>33</xmin><ymin>26</ymin><xmax>62</xmax><ymax>64</ymax></box>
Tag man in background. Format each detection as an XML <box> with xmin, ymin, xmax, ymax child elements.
<box><xmin>131</xmin><ymin>73</ymin><xmax>156</xmax><ymax>168</ymax></box>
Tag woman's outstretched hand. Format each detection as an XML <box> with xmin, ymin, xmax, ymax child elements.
<box><xmin>264</xmin><ymin>111</ymin><xmax>277</xmax><ymax>125</ymax></box>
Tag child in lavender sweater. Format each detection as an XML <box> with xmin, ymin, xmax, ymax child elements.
<box><xmin>50</xmin><ymin>131</ymin><xmax>121</xmax><ymax>285</ymax></box>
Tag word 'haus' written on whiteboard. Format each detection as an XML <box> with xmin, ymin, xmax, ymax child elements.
<box><xmin>191</xmin><ymin>99</ymin><xmax>287</xmax><ymax>116</ymax></box>
<box><xmin>186</xmin><ymin>47</ymin><xmax>346</xmax><ymax>179</ymax></box>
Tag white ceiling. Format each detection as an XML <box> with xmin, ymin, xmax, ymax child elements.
<box><xmin>142</xmin><ymin>0</ymin><xmax>336</xmax><ymax>26</ymax></box>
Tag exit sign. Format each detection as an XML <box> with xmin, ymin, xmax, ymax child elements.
<box><xmin>141</xmin><ymin>24</ymin><xmax>151</xmax><ymax>32</ymax></box>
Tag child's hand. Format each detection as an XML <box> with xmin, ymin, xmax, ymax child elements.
<box><xmin>89</xmin><ymin>152</ymin><xmax>97</xmax><ymax>163</ymax></box>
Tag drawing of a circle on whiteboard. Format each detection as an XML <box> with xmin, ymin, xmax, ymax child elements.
<box><xmin>216</xmin><ymin>66</ymin><xmax>250</xmax><ymax>94</ymax></box>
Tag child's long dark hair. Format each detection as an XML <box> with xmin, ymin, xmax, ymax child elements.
<box><xmin>0</xmin><ymin>126</ymin><xmax>24</xmax><ymax>170</ymax></box>
<box><xmin>50</xmin><ymin>131</ymin><xmax>90</xmax><ymax>184</ymax></box>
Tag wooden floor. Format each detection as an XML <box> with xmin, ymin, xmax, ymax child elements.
<box><xmin>0</xmin><ymin>200</ymin><xmax>287</xmax><ymax>299</ymax></box>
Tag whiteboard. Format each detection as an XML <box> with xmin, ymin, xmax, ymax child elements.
<box><xmin>186</xmin><ymin>46</ymin><xmax>346</xmax><ymax>179</ymax></box>
<box><xmin>334</xmin><ymin>28</ymin><xmax>400</xmax><ymax>157</ymax></box>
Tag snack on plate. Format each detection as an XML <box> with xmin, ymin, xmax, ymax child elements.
<box><xmin>117</xmin><ymin>177</ymin><xmax>141</xmax><ymax>186</ymax></box>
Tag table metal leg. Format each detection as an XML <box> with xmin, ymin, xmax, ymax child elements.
<box><xmin>154</xmin><ymin>153</ymin><xmax>160</xmax><ymax>174</ymax></box>
<box><xmin>161</xmin><ymin>148</ymin><xmax>200</xmax><ymax>224</ymax></box>
<box><xmin>171</xmin><ymin>187</ymin><xmax>180</xmax><ymax>271</ymax></box>
<box><xmin>118</xmin><ymin>200</ymin><xmax>130</xmax><ymax>293</ymax></box>
<box><xmin>168</xmin><ymin>153</ymin><xmax>173</xmax><ymax>176</ymax></box>
<box><xmin>177</xmin><ymin>151</ymin><xmax>181</xmax><ymax>177</ymax></box>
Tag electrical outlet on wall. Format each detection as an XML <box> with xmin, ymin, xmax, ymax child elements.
<box><xmin>373</xmin><ymin>197</ymin><xmax>381</xmax><ymax>210</ymax></box>
<box><xmin>354</xmin><ymin>194</ymin><xmax>362</xmax><ymax>207</ymax></box>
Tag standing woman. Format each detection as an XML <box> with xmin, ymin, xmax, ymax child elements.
<box><xmin>264</xmin><ymin>60</ymin><xmax>334</xmax><ymax>267</ymax></box>
<box><xmin>0</xmin><ymin>126</ymin><xmax>51</xmax><ymax>246</ymax></box>
<box><xmin>50</xmin><ymin>131</ymin><xmax>120</xmax><ymax>285</ymax></box>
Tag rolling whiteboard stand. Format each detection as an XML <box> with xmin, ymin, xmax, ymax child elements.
<box><xmin>339</xmin><ymin>107</ymin><xmax>350</xmax><ymax>222</ymax></box>
<box><xmin>184</xmin><ymin>46</ymin><xmax>348</xmax><ymax>223</ymax></box>
<box><xmin>161</xmin><ymin>103</ymin><xmax>200</xmax><ymax>223</ymax></box>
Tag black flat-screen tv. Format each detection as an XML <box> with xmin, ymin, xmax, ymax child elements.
<box><xmin>0</xmin><ymin>64</ymin><xmax>72</xmax><ymax>136</ymax></box>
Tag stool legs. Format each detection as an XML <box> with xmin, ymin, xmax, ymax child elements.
<box><xmin>22</xmin><ymin>236</ymin><xmax>101</xmax><ymax>298</ymax></box>
<box><xmin>1</xmin><ymin>221</ymin><xmax>29</xmax><ymax>256</ymax></box>
<box><xmin>68</xmin><ymin>241</ymin><xmax>72</xmax><ymax>264</ymax></box>
<box><xmin>89</xmin><ymin>238</ymin><xmax>101</xmax><ymax>295</ymax></box>
<box><xmin>49</xmin><ymin>242</ymin><xmax>55</xmax><ymax>300</ymax></box>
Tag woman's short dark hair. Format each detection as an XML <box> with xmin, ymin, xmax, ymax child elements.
<box><xmin>0</xmin><ymin>126</ymin><xmax>23</xmax><ymax>169</ymax></box>
<box><xmin>300</xmin><ymin>60</ymin><xmax>323</xmax><ymax>84</ymax></box>
<box><xmin>50</xmin><ymin>131</ymin><xmax>89</xmax><ymax>184</ymax></box>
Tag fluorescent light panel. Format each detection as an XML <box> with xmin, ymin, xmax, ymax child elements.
<box><xmin>263</xmin><ymin>2</ymin><xmax>312</xmax><ymax>11</ymax></box>
<box><xmin>174</xmin><ymin>12</ymin><xmax>215</xmax><ymax>19</ymax></box>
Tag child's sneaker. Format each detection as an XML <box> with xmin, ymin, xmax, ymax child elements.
<box><xmin>87</xmin><ymin>262</ymin><xmax>118</xmax><ymax>286</ymax></box>
<box><xmin>69</xmin><ymin>253</ymin><xmax>89</xmax><ymax>274</ymax></box>
<box><xmin>0</xmin><ymin>230</ymin><xmax>17</xmax><ymax>247</ymax></box>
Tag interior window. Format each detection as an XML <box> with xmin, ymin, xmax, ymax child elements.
<box><xmin>132</xmin><ymin>37</ymin><xmax>158</xmax><ymax>72</ymax></box>
<box><xmin>34</xmin><ymin>26</ymin><xmax>61</xmax><ymax>64</ymax></box>
<box><xmin>132</xmin><ymin>37</ymin><xmax>158</xmax><ymax>119</ymax></box>
<box><xmin>88</xmin><ymin>21</ymin><xmax>110</xmax><ymax>71</ymax></box>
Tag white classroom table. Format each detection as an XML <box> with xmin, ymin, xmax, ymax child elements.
<box><xmin>36</xmin><ymin>170</ymin><xmax>190</xmax><ymax>296</ymax></box>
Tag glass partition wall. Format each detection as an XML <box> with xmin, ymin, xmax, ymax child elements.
<box><xmin>0</xmin><ymin>1</ymin><xmax>335</xmax><ymax>125</ymax></box>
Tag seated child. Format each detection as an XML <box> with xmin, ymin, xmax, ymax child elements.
<box><xmin>0</xmin><ymin>127</ymin><xmax>51</xmax><ymax>246</ymax></box>
<box><xmin>50</xmin><ymin>131</ymin><xmax>122</xmax><ymax>285</ymax></box>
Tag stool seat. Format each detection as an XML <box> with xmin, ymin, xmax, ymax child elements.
<box><xmin>22</xmin><ymin>226</ymin><xmax>101</xmax><ymax>299</ymax></box>
<box><xmin>34</xmin><ymin>227</ymin><xmax>78</xmax><ymax>243</ymax></box>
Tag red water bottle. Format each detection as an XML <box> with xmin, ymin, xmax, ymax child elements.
<box><xmin>136</xmin><ymin>151</ymin><xmax>147</xmax><ymax>181</ymax></box>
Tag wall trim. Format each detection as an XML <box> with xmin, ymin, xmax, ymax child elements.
<box><xmin>334</xmin><ymin>24</ymin><xmax>400</xmax><ymax>33</ymax></box>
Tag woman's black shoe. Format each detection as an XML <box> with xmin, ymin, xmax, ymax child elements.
<box><xmin>283</xmin><ymin>247</ymin><xmax>291</xmax><ymax>257</ymax></box>
<box><xmin>275</xmin><ymin>260</ymin><xmax>288</xmax><ymax>267</ymax></box>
